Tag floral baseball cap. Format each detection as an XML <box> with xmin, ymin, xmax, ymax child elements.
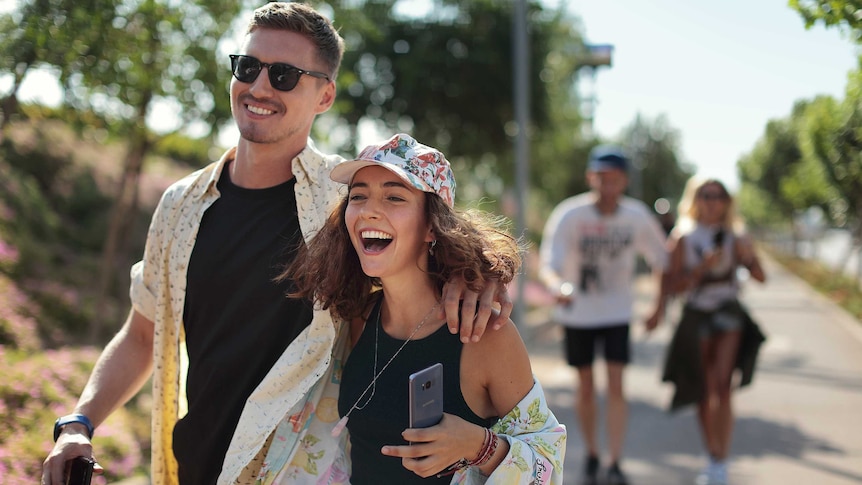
<box><xmin>330</xmin><ymin>133</ymin><xmax>456</xmax><ymax>207</ymax></box>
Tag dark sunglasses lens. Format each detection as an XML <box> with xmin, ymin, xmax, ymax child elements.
<box><xmin>232</xmin><ymin>56</ymin><xmax>262</xmax><ymax>83</ymax></box>
<box><xmin>268</xmin><ymin>63</ymin><xmax>301</xmax><ymax>91</ymax></box>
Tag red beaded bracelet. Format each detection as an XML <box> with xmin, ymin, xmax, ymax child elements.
<box><xmin>437</xmin><ymin>428</ymin><xmax>500</xmax><ymax>477</ymax></box>
<box><xmin>471</xmin><ymin>428</ymin><xmax>499</xmax><ymax>467</ymax></box>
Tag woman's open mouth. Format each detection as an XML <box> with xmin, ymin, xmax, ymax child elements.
<box><xmin>360</xmin><ymin>230</ymin><xmax>393</xmax><ymax>252</ymax></box>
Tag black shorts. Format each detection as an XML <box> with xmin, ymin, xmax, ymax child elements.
<box><xmin>564</xmin><ymin>324</ymin><xmax>630</xmax><ymax>367</ymax></box>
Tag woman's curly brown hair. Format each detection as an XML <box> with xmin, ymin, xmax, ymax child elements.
<box><xmin>281</xmin><ymin>193</ymin><xmax>523</xmax><ymax>321</ymax></box>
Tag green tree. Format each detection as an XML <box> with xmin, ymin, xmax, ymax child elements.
<box><xmin>320</xmin><ymin>0</ymin><xmax>588</xmax><ymax>212</ymax></box>
<box><xmin>0</xmin><ymin>0</ymin><xmax>117</xmax><ymax>127</ymax></box>
<box><xmin>737</xmin><ymin>99</ymin><xmax>835</xmax><ymax>255</ymax></box>
<box><xmin>790</xmin><ymin>0</ymin><xmax>862</xmax><ymax>41</ymax></box>
<box><xmin>738</xmin><ymin>102</ymin><xmax>802</xmax><ymax>225</ymax></box>
<box><xmin>798</xmin><ymin>75</ymin><xmax>862</xmax><ymax>273</ymax></box>
<box><xmin>620</xmin><ymin>113</ymin><xmax>694</xmax><ymax>211</ymax></box>
<box><xmin>0</xmin><ymin>0</ymin><xmax>253</xmax><ymax>338</ymax></box>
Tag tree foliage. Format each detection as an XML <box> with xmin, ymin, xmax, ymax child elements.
<box><xmin>739</xmin><ymin>1</ymin><xmax>862</xmax><ymax>233</ymax></box>
<box><xmin>0</xmin><ymin>0</ymin><xmax>256</xmax><ymax>335</ymax></box>
<box><xmin>737</xmin><ymin>97</ymin><xmax>839</xmax><ymax>231</ymax></box>
<box><xmin>789</xmin><ymin>0</ymin><xmax>862</xmax><ymax>41</ymax></box>
<box><xmin>799</xmin><ymin>72</ymin><xmax>862</xmax><ymax>230</ymax></box>
<box><xmin>0</xmin><ymin>0</ymin><xmax>116</xmax><ymax>126</ymax></box>
<box><xmin>619</xmin><ymin>114</ymin><xmax>694</xmax><ymax>211</ymax></box>
<box><xmin>319</xmin><ymin>0</ymin><xmax>589</xmax><ymax>209</ymax></box>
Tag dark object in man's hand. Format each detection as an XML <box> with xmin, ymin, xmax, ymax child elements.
<box><xmin>66</xmin><ymin>456</ymin><xmax>95</xmax><ymax>485</ymax></box>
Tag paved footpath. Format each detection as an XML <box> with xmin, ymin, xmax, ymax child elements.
<box><xmin>524</xmin><ymin>255</ymin><xmax>862</xmax><ymax>485</ymax></box>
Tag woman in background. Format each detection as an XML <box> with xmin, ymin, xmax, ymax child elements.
<box><xmin>664</xmin><ymin>177</ymin><xmax>766</xmax><ymax>485</ymax></box>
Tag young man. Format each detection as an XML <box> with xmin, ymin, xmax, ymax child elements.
<box><xmin>539</xmin><ymin>145</ymin><xmax>669</xmax><ymax>485</ymax></box>
<box><xmin>42</xmin><ymin>4</ymin><xmax>509</xmax><ymax>485</ymax></box>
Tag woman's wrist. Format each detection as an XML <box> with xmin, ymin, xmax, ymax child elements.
<box><xmin>437</xmin><ymin>426</ymin><xmax>498</xmax><ymax>477</ymax></box>
<box><xmin>469</xmin><ymin>428</ymin><xmax>499</xmax><ymax>467</ymax></box>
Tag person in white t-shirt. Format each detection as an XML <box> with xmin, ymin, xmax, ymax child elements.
<box><xmin>539</xmin><ymin>145</ymin><xmax>669</xmax><ymax>485</ymax></box>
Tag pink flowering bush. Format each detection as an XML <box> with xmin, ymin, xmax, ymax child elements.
<box><xmin>0</xmin><ymin>238</ymin><xmax>18</xmax><ymax>267</ymax></box>
<box><xmin>0</xmin><ymin>246</ymin><xmax>150</xmax><ymax>482</ymax></box>
<box><xmin>0</xmin><ymin>119</ymin><xmax>160</xmax><ymax>482</ymax></box>
<box><xmin>0</xmin><ymin>274</ymin><xmax>40</xmax><ymax>352</ymax></box>
<box><xmin>0</xmin><ymin>347</ymin><xmax>150</xmax><ymax>483</ymax></box>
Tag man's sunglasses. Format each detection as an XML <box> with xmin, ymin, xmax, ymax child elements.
<box><xmin>229</xmin><ymin>54</ymin><xmax>330</xmax><ymax>92</ymax></box>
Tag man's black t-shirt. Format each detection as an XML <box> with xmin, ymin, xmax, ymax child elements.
<box><xmin>174</xmin><ymin>167</ymin><xmax>313</xmax><ymax>484</ymax></box>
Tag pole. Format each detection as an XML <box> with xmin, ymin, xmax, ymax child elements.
<box><xmin>513</xmin><ymin>0</ymin><xmax>529</xmax><ymax>328</ymax></box>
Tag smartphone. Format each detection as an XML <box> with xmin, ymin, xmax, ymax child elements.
<box><xmin>408</xmin><ymin>362</ymin><xmax>444</xmax><ymax>429</ymax></box>
<box><xmin>66</xmin><ymin>456</ymin><xmax>94</xmax><ymax>485</ymax></box>
<box><xmin>713</xmin><ymin>229</ymin><xmax>725</xmax><ymax>248</ymax></box>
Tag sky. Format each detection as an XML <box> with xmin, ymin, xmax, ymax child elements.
<box><xmin>555</xmin><ymin>0</ymin><xmax>860</xmax><ymax>190</ymax></box>
<box><xmin>1</xmin><ymin>0</ymin><xmax>859</xmax><ymax>191</ymax></box>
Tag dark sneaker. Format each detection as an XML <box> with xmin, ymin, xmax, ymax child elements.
<box><xmin>607</xmin><ymin>462</ymin><xmax>629</xmax><ymax>485</ymax></box>
<box><xmin>581</xmin><ymin>455</ymin><xmax>600</xmax><ymax>485</ymax></box>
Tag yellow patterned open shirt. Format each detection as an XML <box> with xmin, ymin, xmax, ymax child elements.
<box><xmin>129</xmin><ymin>140</ymin><xmax>346</xmax><ymax>485</ymax></box>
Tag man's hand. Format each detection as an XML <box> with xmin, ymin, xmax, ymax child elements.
<box><xmin>554</xmin><ymin>281</ymin><xmax>575</xmax><ymax>306</ymax></box>
<box><xmin>439</xmin><ymin>278</ymin><xmax>512</xmax><ymax>343</ymax></box>
<box><xmin>42</xmin><ymin>428</ymin><xmax>102</xmax><ymax>485</ymax></box>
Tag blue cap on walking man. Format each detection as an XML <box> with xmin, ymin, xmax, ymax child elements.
<box><xmin>588</xmin><ymin>145</ymin><xmax>629</xmax><ymax>172</ymax></box>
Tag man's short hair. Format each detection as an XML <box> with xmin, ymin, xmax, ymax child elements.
<box><xmin>247</xmin><ymin>2</ymin><xmax>345</xmax><ymax>80</ymax></box>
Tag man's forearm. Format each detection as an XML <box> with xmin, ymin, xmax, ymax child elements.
<box><xmin>73</xmin><ymin>310</ymin><xmax>155</xmax><ymax>428</ymax></box>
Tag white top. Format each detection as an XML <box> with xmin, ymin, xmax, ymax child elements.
<box><xmin>680</xmin><ymin>222</ymin><xmax>739</xmax><ymax>311</ymax></box>
<box><xmin>540</xmin><ymin>193</ymin><xmax>669</xmax><ymax>328</ymax></box>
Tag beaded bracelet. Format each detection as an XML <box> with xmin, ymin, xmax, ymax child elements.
<box><xmin>471</xmin><ymin>428</ymin><xmax>499</xmax><ymax>467</ymax></box>
<box><xmin>437</xmin><ymin>428</ymin><xmax>500</xmax><ymax>477</ymax></box>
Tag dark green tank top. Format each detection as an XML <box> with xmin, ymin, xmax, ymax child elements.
<box><xmin>338</xmin><ymin>296</ymin><xmax>498</xmax><ymax>483</ymax></box>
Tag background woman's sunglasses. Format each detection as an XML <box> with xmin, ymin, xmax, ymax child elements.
<box><xmin>229</xmin><ymin>54</ymin><xmax>330</xmax><ymax>92</ymax></box>
<box><xmin>698</xmin><ymin>191</ymin><xmax>729</xmax><ymax>201</ymax></box>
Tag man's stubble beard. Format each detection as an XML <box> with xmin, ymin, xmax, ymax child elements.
<box><xmin>238</xmin><ymin>123</ymin><xmax>300</xmax><ymax>145</ymax></box>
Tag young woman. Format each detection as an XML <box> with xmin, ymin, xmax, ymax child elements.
<box><xmin>286</xmin><ymin>133</ymin><xmax>566</xmax><ymax>484</ymax></box>
<box><xmin>664</xmin><ymin>177</ymin><xmax>766</xmax><ymax>485</ymax></box>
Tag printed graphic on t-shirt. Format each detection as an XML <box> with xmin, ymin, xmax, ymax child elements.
<box><xmin>577</xmin><ymin>221</ymin><xmax>633</xmax><ymax>293</ymax></box>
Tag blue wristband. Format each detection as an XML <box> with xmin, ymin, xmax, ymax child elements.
<box><xmin>54</xmin><ymin>414</ymin><xmax>94</xmax><ymax>442</ymax></box>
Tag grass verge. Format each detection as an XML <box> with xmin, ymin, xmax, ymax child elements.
<box><xmin>767</xmin><ymin>247</ymin><xmax>862</xmax><ymax>323</ymax></box>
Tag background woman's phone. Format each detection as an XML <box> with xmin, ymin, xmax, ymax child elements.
<box><xmin>66</xmin><ymin>456</ymin><xmax>95</xmax><ymax>485</ymax></box>
<box><xmin>408</xmin><ymin>362</ymin><xmax>444</xmax><ymax>428</ymax></box>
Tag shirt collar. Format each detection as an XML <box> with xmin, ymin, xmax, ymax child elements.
<box><xmin>292</xmin><ymin>138</ymin><xmax>323</xmax><ymax>185</ymax></box>
<box><xmin>194</xmin><ymin>146</ymin><xmax>235</xmax><ymax>201</ymax></box>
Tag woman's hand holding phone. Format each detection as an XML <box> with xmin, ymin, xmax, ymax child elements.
<box><xmin>382</xmin><ymin>414</ymin><xmax>488</xmax><ymax>479</ymax></box>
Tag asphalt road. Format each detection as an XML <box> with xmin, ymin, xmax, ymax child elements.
<box><xmin>525</xmin><ymin>255</ymin><xmax>862</xmax><ymax>485</ymax></box>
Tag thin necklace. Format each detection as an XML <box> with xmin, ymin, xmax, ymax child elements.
<box><xmin>331</xmin><ymin>299</ymin><xmax>440</xmax><ymax>437</ymax></box>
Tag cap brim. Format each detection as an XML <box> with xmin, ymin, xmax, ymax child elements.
<box><xmin>588</xmin><ymin>161</ymin><xmax>627</xmax><ymax>172</ymax></box>
<box><xmin>330</xmin><ymin>160</ymin><xmax>379</xmax><ymax>184</ymax></box>
<box><xmin>330</xmin><ymin>159</ymin><xmax>432</xmax><ymax>193</ymax></box>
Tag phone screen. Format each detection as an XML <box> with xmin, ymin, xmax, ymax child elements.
<box><xmin>408</xmin><ymin>362</ymin><xmax>444</xmax><ymax>429</ymax></box>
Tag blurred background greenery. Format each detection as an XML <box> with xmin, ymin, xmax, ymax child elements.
<box><xmin>1</xmin><ymin>0</ymin><xmax>860</xmax><ymax>482</ymax></box>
